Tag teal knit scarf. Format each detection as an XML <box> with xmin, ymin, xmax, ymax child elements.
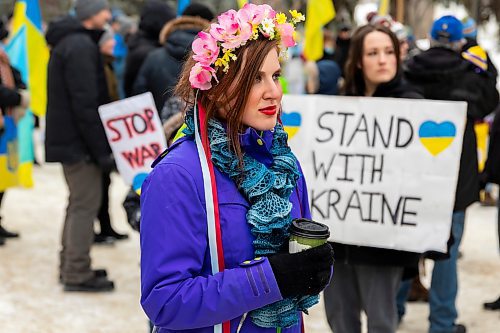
<box><xmin>184</xmin><ymin>112</ymin><xmax>319</xmax><ymax>328</ymax></box>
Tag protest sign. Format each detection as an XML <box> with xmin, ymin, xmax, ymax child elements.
<box><xmin>282</xmin><ymin>95</ymin><xmax>467</xmax><ymax>253</ymax></box>
<box><xmin>98</xmin><ymin>92</ymin><xmax>167</xmax><ymax>192</ymax></box>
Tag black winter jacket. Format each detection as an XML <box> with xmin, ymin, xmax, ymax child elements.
<box><xmin>332</xmin><ymin>74</ymin><xmax>422</xmax><ymax>277</ymax></box>
<box><xmin>45</xmin><ymin>16</ymin><xmax>111</xmax><ymax>165</ymax></box>
<box><xmin>405</xmin><ymin>47</ymin><xmax>499</xmax><ymax>211</ymax></box>
<box><xmin>123</xmin><ymin>32</ymin><xmax>159</xmax><ymax>98</ymax></box>
<box><xmin>123</xmin><ymin>0</ymin><xmax>175</xmax><ymax>97</ymax></box>
<box><xmin>484</xmin><ymin>108</ymin><xmax>500</xmax><ymax>184</ymax></box>
<box><xmin>133</xmin><ymin>16</ymin><xmax>208</xmax><ymax>112</ymax></box>
<box><xmin>0</xmin><ymin>66</ymin><xmax>25</xmax><ymax>114</ymax></box>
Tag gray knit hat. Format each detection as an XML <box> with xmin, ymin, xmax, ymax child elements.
<box><xmin>75</xmin><ymin>0</ymin><xmax>110</xmax><ymax>21</ymax></box>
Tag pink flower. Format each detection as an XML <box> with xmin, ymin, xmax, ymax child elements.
<box><xmin>210</xmin><ymin>10</ymin><xmax>239</xmax><ymax>41</ymax></box>
<box><xmin>192</xmin><ymin>31</ymin><xmax>219</xmax><ymax>65</ymax></box>
<box><xmin>276</xmin><ymin>23</ymin><xmax>296</xmax><ymax>47</ymax></box>
<box><xmin>259</xmin><ymin>4</ymin><xmax>276</xmax><ymax>20</ymax></box>
<box><xmin>210</xmin><ymin>9</ymin><xmax>252</xmax><ymax>50</ymax></box>
<box><xmin>239</xmin><ymin>3</ymin><xmax>266</xmax><ymax>26</ymax></box>
<box><xmin>189</xmin><ymin>63</ymin><xmax>217</xmax><ymax>90</ymax></box>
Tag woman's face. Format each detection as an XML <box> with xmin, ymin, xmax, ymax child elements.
<box><xmin>240</xmin><ymin>49</ymin><xmax>283</xmax><ymax>131</ymax></box>
<box><xmin>361</xmin><ymin>31</ymin><xmax>397</xmax><ymax>89</ymax></box>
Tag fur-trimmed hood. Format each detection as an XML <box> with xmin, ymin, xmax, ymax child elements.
<box><xmin>158</xmin><ymin>16</ymin><xmax>210</xmax><ymax>62</ymax></box>
<box><xmin>159</xmin><ymin>16</ymin><xmax>210</xmax><ymax>45</ymax></box>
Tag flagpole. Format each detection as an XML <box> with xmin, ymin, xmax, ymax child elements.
<box><xmin>397</xmin><ymin>0</ymin><xmax>404</xmax><ymax>23</ymax></box>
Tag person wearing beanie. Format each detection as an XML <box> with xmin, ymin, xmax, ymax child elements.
<box><xmin>45</xmin><ymin>1</ymin><xmax>115</xmax><ymax>292</ymax></box>
<box><xmin>110</xmin><ymin>15</ymin><xmax>136</xmax><ymax>99</ymax></box>
<box><xmin>181</xmin><ymin>3</ymin><xmax>215</xmax><ymax>22</ymax></box>
<box><xmin>404</xmin><ymin>15</ymin><xmax>499</xmax><ymax>333</ymax></box>
<box><xmin>462</xmin><ymin>17</ymin><xmax>477</xmax><ymax>39</ymax></box>
<box><xmin>95</xmin><ymin>27</ymin><xmax>129</xmax><ymax>244</ymax></box>
<box><xmin>74</xmin><ymin>0</ymin><xmax>110</xmax><ymax>22</ymax></box>
<box><xmin>123</xmin><ymin>0</ymin><xmax>175</xmax><ymax>97</ymax></box>
<box><xmin>461</xmin><ymin>17</ymin><xmax>497</xmax><ymax>78</ymax></box>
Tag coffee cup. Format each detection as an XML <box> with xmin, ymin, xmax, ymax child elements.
<box><xmin>289</xmin><ymin>218</ymin><xmax>330</xmax><ymax>253</ymax></box>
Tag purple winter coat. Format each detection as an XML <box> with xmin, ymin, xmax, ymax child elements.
<box><xmin>140</xmin><ymin>127</ymin><xmax>311</xmax><ymax>333</ymax></box>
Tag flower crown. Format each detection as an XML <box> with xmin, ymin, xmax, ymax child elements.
<box><xmin>189</xmin><ymin>4</ymin><xmax>305</xmax><ymax>90</ymax></box>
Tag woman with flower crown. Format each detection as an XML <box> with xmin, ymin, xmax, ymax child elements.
<box><xmin>139</xmin><ymin>4</ymin><xmax>334</xmax><ymax>333</ymax></box>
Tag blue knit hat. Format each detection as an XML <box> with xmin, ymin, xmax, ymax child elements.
<box><xmin>462</xmin><ymin>17</ymin><xmax>477</xmax><ymax>38</ymax></box>
<box><xmin>430</xmin><ymin>15</ymin><xmax>463</xmax><ymax>43</ymax></box>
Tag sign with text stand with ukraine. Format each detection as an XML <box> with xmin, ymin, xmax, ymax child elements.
<box><xmin>282</xmin><ymin>95</ymin><xmax>467</xmax><ymax>253</ymax></box>
<box><xmin>98</xmin><ymin>92</ymin><xmax>167</xmax><ymax>193</ymax></box>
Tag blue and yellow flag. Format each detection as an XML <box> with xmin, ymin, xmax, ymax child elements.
<box><xmin>304</xmin><ymin>0</ymin><xmax>336</xmax><ymax>61</ymax></box>
<box><xmin>1</xmin><ymin>0</ymin><xmax>48</xmax><ymax>190</ymax></box>
<box><xmin>7</xmin><ymin>0</ymin><xmax>48</xmax><ymax>117</ymax></box>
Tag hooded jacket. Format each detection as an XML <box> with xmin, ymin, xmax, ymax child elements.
<box><xmin>405</xmin><ymin>47</ymin><xmax>499</xmax><ymax>211</ymax></box>
<box><xmin>45</xmin><ymin>15</ymin><xmax>111</xmax><ymax>165</ymax></box>
<box><xmin>123</xmin><ymin>0</ymin><xmax>175</xmax><ymax>97</ymax></box>
<box><xmin>133</xmin><ymin>16</ymin><xmax>209</xmax><ymax>112</ymax></box>
<box><xmin>140</xmin><ymin>128</ymin><xmax>310</xmax><ymax>333</ymax></box>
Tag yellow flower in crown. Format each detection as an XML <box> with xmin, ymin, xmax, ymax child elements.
<box><xmin>289</xmin><ymin>10</ymin><xmax>305</xmax><ymax>24</ymax></box>
<box><xmin>189</xmin><ymin>3</ymin><xmax>305</xmax><ymax>90</ymax></box>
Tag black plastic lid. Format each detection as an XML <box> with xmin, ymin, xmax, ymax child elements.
<box><xmin>289</xmin><ymin>218</ymin><xmax>330</xmax><ymax>239</ymax></box>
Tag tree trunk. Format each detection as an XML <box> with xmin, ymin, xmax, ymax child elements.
<box><xmin>405</xmin><ymin>0</ymin><xmax>435</xmax><ymax>40</ymax></box>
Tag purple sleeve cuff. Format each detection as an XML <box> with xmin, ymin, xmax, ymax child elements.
<box><xmin>235</xmin><ymin>257</ymin><xmax>283</xmax><ymax>310</ymax></box>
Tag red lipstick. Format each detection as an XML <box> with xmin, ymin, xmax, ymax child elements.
<box><xmin>259</xmin><ymin>105</ymin><xmax>277</xmax><ymax>115</ymax></box>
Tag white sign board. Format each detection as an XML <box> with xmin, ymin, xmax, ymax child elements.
<box><xmin>98</xmin><ymin>92</ymin><xmax>167</xmax><ymax>191</ymax></box>
<box><xmin>282</xmin><ymin>95</ymin><xmax>467</xmax><ymax>253</ymax></box>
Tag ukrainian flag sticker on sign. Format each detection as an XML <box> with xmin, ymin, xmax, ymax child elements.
<box><xmin>133</xmin><ymin>172</ymin><xmax>149</xmax><ymax>195</ymax></box>
<box><xmin>282</xmin><ymin>111</ymin><xmax>302</xmax><ymax>139</ymax></box>
<box><xmin>419</xmin><ymin>121</ymin><xmax>456</xmax><ymax>156</ymax></box>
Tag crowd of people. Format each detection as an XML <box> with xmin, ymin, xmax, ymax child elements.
<box><xmin>1</xmin><ymin>0</ymin><xmax>500</xmax><ymax>333</ymax></box>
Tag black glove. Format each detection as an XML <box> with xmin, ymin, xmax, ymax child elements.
<box><xmin>268</xmin><ymin>243</ymin><xmax>334</xmax><ymax>298</ymax></box>
<box><xmin>97</xmin><ymin>154</ymin><xmax>116</xmax><ymax>174</ymax></box>
<box><xmin>123</xmin><ymin>187</ymin><xmax>141</xmax><ymax>232</ymax></box>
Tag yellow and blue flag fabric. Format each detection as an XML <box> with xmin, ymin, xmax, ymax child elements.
<box><xmin>378</xmin><ymin>0</ymin><xmax>391</xmax><ymax>15</ymax></box>
<box><xmin>7</xmin><ymin>0</ymin><xmax>48</xmax><ymax>117</ymax></box>
<box><xmin>304</xmin><ymin>0</ymin><xmax>336</xmax><ymax>61</ymax></box>
<box><xmin>474</xmin><ymin>122</ymin><xmax>489</xmax><ymax>172</ymax></box>
<box><xmin>1</xmin><ymin>0</ymin><xmax>49</xmax><ymax>190</ymax></box>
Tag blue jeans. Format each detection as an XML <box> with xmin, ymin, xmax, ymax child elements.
<box><xmin>429</xmin><ymin>211</ymin><xmax>465</xmax><ymax>333</ymax></box>
<box><xmin>396</xmin><ymin>278</ymin><xmax>412</xmax><ymax>320</ymax></box>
